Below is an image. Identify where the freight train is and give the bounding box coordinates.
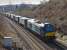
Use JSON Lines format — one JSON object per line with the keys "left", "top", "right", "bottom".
{"left": 4, "top": 13, "right": 56, "bottom": 40}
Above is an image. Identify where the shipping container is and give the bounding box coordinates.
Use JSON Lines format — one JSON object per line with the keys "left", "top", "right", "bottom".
{"left": 14, "top": 15, "right": 22, "bottom": 22}
{"left": 10, "top": 14, "right": 15, "bottom": 19}
{"left": 2, "top": 37, "right": 13, "bottom": 48}
{"left": 19, "top": 17, "right": 30, "bottom": 28}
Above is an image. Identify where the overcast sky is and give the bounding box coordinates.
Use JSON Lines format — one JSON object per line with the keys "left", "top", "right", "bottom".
{"left": 0, "top": 0, "right": 43, "bottom": 5}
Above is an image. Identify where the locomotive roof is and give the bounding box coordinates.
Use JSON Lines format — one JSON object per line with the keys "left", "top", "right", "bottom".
{"left": 34, "top": 23, "right": 44, "bottom": 27}
{"left": 20, "top": 17, "right": 30, "bottom": 19}
{"left": 32, "top": 22, "right": 51, "bottom": 27}
{"left": 44, "top": 22, "right": 50, "bottom": 24}
{"left": 38, "top": 23, "right": 44, "bottom": 27}
{"left": 28, "top": 19, "right": 39, "bottom": 23}
{"left": 15, "top": 15, "right": 22, "bottom": 17}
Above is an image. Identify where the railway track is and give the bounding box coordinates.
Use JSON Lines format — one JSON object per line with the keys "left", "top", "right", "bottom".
{"left": 54, "top": 40, "right": 67, "bottom": 50}
{"left": 5, "top": 16, "right": 67, "bottom": 50}
{"left": 45, "top": 39, "right": 67, "bottom": 50}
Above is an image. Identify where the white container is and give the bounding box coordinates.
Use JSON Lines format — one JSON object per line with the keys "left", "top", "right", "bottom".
{"left": 19, "top": 17, "right": 29, "bottom": 25}
{"left": 15, "top": 15, "right": 21, "bottom": 22}
{"left": 3, "top": 37, "right": 13, "bottom": 48}
{"left": 11, "top": 14, "right": 14, "bottom": 19}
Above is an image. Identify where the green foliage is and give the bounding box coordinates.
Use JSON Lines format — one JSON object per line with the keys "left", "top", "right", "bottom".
{"left": 16, "top": 8, "right": 32, "bottom": 13}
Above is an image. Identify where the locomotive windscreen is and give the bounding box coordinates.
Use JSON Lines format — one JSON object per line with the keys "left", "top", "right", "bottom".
{"left": 43, "top": 24, "right": 55, "bottom": 32}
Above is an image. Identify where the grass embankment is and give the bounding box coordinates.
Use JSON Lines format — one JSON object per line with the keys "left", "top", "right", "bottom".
{"left": 16, "top": 8, "right": 33, "bottom": 16}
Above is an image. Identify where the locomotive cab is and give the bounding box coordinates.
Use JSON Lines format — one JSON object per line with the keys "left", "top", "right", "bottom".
{"left": 43, "top": 23, "right": 55, "bottom": 39}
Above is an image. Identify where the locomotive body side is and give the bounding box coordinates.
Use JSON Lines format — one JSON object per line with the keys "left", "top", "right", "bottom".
{"left": 5, "top": 13, "right": 56, "bottom": 40}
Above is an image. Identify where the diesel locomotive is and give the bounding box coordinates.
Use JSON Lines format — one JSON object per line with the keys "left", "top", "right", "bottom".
{"left": 5, "top": 13, "right": 56, "bottom": 40}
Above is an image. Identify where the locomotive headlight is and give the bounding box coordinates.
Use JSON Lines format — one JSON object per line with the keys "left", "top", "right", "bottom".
{"left": 45, "top": 32, "right": 55, "bottom": 36}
